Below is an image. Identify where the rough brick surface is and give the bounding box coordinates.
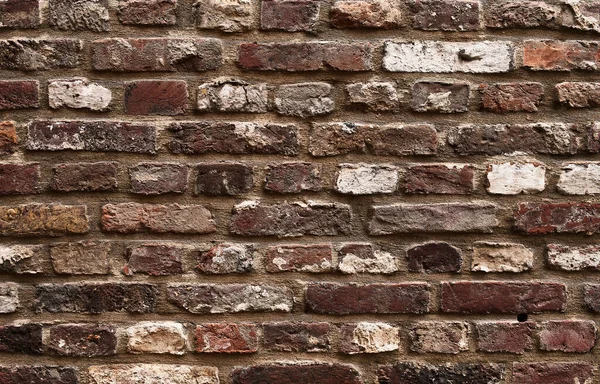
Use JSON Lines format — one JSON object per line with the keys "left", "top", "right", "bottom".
{"left": 411, "top": 0, "right": 480, "bottom": 31}
{"left": 232, "top": 363, "right": 362, "bottom": 384}
{"left": 51, "top": 241, "right": 111, "bottom": 275}
{"left": 118, "top": 0, "right": 177, "bottom": 25}
{"left": 480, "top": 83, "right": 544, "bottom": 113}
{"left": 263, "top": 322, "right": 331, "bottom": 352}
{"left": 476, "top": 322, "right": 535, "bottom": 354}
{"left": 512, "top": 363, "right": 594, "bottom": 384}
{"left": 340, "top": 322, "right": 399, "bottom": 354}
{"left": 409, "top": 321, "right": 469, "bottom": 354}
{"left": 48, "top": 324, "right": 117, "bottom": 357}
{"left": 89, "top": 364, "right": 219, "bottom": 384}
{"left": 51, "top": 162, "right": 117, "bottom": 192}
{"left": 378, "top": 363, "right": 505, "bottom": 384}
{"left": 195, "top": 323, "right": 258, "bottom": 353}
{"left": 0, "top": 80, "right": 38, "bottom": 110}
{"left": 330, "top": 0, "right": 402, "bottom": 29}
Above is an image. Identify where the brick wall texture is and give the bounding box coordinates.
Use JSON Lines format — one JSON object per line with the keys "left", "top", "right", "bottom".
{"left": 3, "top": 0, "right": 600, "bottom": 383}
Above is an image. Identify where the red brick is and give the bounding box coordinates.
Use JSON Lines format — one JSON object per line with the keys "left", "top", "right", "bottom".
{"left": 265, "top": 244, "right": 333, "bottom": 273}
{"left": 480, "top": 83, "right": 544, "bottom": 113}
{"left": 557, "top": 82, "right": 600, "bottom": 108}
{"left": 0, "top": 366, "right": 77, "bottom": 384}
{"left": 118, "top": 0, "right": 177, "bottom": 25}
{"left": 0, "top": 163, "right": 39, "bottom": 195}
{"left": 232, "top": 363, "right": 362, "bottom": 384}
{"left": 47, "top": 324, "right": 117, "bottom": 357}
{"left": 0, "top": 324, "right": 43, "bottom": 354}
{"left": 0, "top": 81, "right": 38, "bottom": 110}
{"left": 405, "top": 164, "right": 474, "bottom": 194}
{"left": 330, "top": 0, "right": 402, "bottom": 29}
{"left": 476, "top": 322, "right": 535, "bottom": 354}
{"left": 0, "top": 122, "right": 18, "bottom": 155}
{"left": 265, "top": 163, "right": 322, "bottom": 193}
{"left": 130, "top": 163, "right": 188, "bottom": 195}
{"left": 524, "top": 40, "right": 600, "bottom": 71}
{"left": 125, "top": 80, "right": 188, "bottom": 115}
{"left": 512, "top": 363, "right": 594, "bottom": 384}
{"left": 196, "top": 163, "right": 253, "bottom": 196}
{"left": 0, "top": 0, "right": 40, "bottom": 29}
{"left": 261, "top": 0, "right": 320, "bottom": 32}
{"left": 441, "top": 281, "right": 567, "bottom": 314}
{"left": 515, "top": 202, "right": 600, "bottom": 234}
{"left": 262, "top": 322, "right": 331, "bottom": 352}
{"left": 51, "top": 162, "right": 117, "bottom": 192}
{"left": 411, "top": 81, "right": 469, "bottom": 113}
{"left": 539, "top": 320, "right": 596, "bottom": 353}
{"left": 125, "top": 244, "right": 185, "bottom": 276}
{"left": 584, "top": 283, "right": 600, "bottom": 312}
{"left": 195, "top": 323, "right": 258, "bottom": 353}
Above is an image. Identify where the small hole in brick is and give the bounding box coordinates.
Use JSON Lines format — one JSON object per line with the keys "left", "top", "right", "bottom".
{"left": 517, "top": 313, "right": 528, "bottom": 322}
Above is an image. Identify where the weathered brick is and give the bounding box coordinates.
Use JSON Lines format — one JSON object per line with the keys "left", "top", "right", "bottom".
{"left": 167, "top": 284, "right": 294, "bottom": 313}
{"left": 51, "top": 241, "right": 111, "bottom": 275}
{"left": 487, "top": 162, "right": 546, "bottom": 195}
{"left": 539, "top": 320, "right": 596, "bottom": 353}
{"left": 130, "top": 163, "right": 188, "bottom": 195}
{"left": 118, "top": 0, "right": 177, "bottom": 25}
{"left": 51, "top": 162, "right": 117, "bottom": 192}
{"left": 369, "top": 203, "right": 497, "bottom": 235}
{"left": 239, "top": 43, "right": 373, "bottom": 71}
{"left": 92, "top": 38, "right": 221, "bottom": 72}
{"left": 274, "top": 83, "right": 335, "bottom": 117}
{"left": 0, "top": 122, "right": 18, "bottom": 155}
{"left": 346, "top": 82, "right": 399, "bottom": 112}
{"left": 411, "top": 0, "right": 480, "bottom": 31}
{"left": 102, "top": 203, "right": 216, "bottom": 234}
{"left": 480, "top": 82, "right": 544, "bottom": 113}
{"left": 48, "top": 324, "right": 117, "bottom": 357}
{"left": 0, "top": 245, "right": 46, "bottom": 274}
{"left": 310, "top": 122, "right": 438, "bottom": 156}
{"left": 195, "top": 323, "right": 258, "bottom": 353}
{"left": 558, "top": 163, "right": 600, "bottom": 195}
{"left": 27, "top": 120, "right": 156, "bottom": 154}
{"left": 48, "top": 78, "right": 111, "bottom": 111}
{"left": 409, "top": 321, "right": 469, "bottom": 354}
{"left": 524, "top": 40, "right": 600, "bottom": 71}
{"left": 476, "top": 322, "right": 535, "bottom": 354}
{"left": 378, "top": 362, "right": 505, "bottom": 384}
{"left": 557, "top": 82, "right": 600, "bottom": 108}
{"left": 232, "top": 363, "right": 362, "bottom": 384}
{"left": 0, "top": 163, "right": 39, "bottom": 195}
{"left": 584, "top": 284, "right": 600, "bottom": 312}
{"left": 336, "top": 164, "right": 399, "bottom": 194}
{"left": 262, "top": 322, "right": 331, "bottom": 352}
{"left": 338, "top": 243, "right": 398, "bottom": 274}
{"left": 384, "top": 41, "right": 514, "bottom": 73}
{"left": 169, "top": 122, "right": 299, "bottom": 155}
{"left": 0, "top": 39, "right": 82, "bottom": 70}
{"left": 197, "top": 80, "right": 268, "bottom": 113}
{"left": 340, "top": 322, "right": 399, "bottom": 354}
{"left": 406, "top": 242, "right": 462, "bottom": 273}
{"left": 0, "top": 0, "right": 40, "bottom": 29}
{"left": 125, "top": 80, "right": 188, "bottom": 115}
{"left": 197, "top": 243, "right": 253, "bottom": 274}
{"left": 330, "top": 0, "right": 402, "bottom": 29}
{"left": 265, "top": 163, "right": 322, "bottom": 193}
{"left": 512, "top": 362, "right": 594, "bottom": 384}
{"left": 125, "top": 244, "right": 185, "bottom": 276}
{"left": 196, "top": 163, "right": 253, "bottom": 196}
{"left": 515, "top": 202, "right": 600, "bottom": 234}
{"left": 306, "top": 283, "right": 430, "bottom": 314}
{"left": 471, "top": 242, "right": 533, "bottom": 273}
{"left": 127, "top": 322, "right": 188, "bottom": 355}
{"left": 0, "top": 324, "right": 42, "bottom": 354}
{"left": 412, "top": 81, "right": 469, "bottom": 113}
{"left": 547, "top": 244, "right": 600, "bottom": 271}
{"left": 49, "top": 0, "right": 109, "bottom": 31}
{"left": 441, "top": 281, "right": 567, "bottom": 313}
{"left": 0, "top": 204, "right": 88, "bottom": 236}
{"left": 265, "top": 244, "right": 333, "bottom": 273}
{"left": 405, "top": 164, "right": 474, "bottom": 194}
{"left": 195, "top": 0, "right": 254, "bottom": 32}
{"left": 230, "top": 201, "right": 352, "bottom": 237}
{"left": 261, "top": 0, "right": 321, "bottom": 32}
{"left": 0, "top": 284, "right": 18, "bottom": 313}
{"left": 0, "top": 80, "right": 38, "bottom": 110}
{"left": 89, "top": 365, "right": 219, "bottom": 384}
{"left": 0, "top": 366, "right": 78, "bottom": 384}
{"left": 35, "top": 283, "right": 158, "bottom": 313}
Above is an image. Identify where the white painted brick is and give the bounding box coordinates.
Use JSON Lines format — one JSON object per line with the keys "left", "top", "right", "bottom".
{"left": 48, "top": 78, "right": 111, "bottom": 111}
{"left": 336, "top": 164, "right": 399, "bottom": 194}
{"left": 471, "top": 242, "right": 534, "bottom": 273}
{"left": 547, "top": 244, "right": 600, "bottom": 271}
{"left": 486, "top": 162, "right": 545, "bottom": 195}
{"left": 558, "top": 163, "right": 600, "bottom": 195}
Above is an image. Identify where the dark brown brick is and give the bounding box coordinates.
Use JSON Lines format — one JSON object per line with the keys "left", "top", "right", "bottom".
{"left": 486, "top": 2, "right": 561, "bottom": 29}
{"left": 0, "top": 366, "right": 78, "bottom": 384}
{"left": 125, "top": 80, "right": 188, "bottom": 115}
{"left": 125, "top": 244, "right": 185, "bottom": 276}
{"left": 476, "top": 322, "right": 535, "bottom": 354}
{"left": 512, "top": 363, "right": 594, "bottom": 384}
{"left": 0, "top": 39, "right": 82, "bottom": 70}
{"left": 118, "top": 0, "right": 177, "bottom": 25}
{"left": 0, "top": 204, "right": 88, "bottom": 237}
{"left": 515, "top": 202, "right": 600, "bottom": 234}
{"left": 378, "top": 363, "right": 505, "bottom": 384}
{"left": 262, "top": 322, "right": 331, "bottom": 352}
{"left": 195, "top": 323, "right": 258, "bottom": 353}
{"left": 0, "top": 163, "right": 39, "bottom": 195}
{"left": 405, "top": 164, "right": 474, "bottom": 194}
{"left": 51, "top": 241, "right": 111, "bottom": 275}
{"left": 130, "top": 163, "right": 188, "bottom": 195}
{"left": 232, "top": 363, "right": 362, "bottom": 384}
{"left": 0, "top": 81, "right": 38, "bottom": 110}
{"left": 480, "top": 83, "right": 544, "bottom": 113}
{"left": 0, "top": 0, "right": 40, "bottom": 29}
{"left": 196, "top": 163, "right": 253, "bottom": 196}
{"left": 407, "top": 242, "right": 462, "bottom": 273}
{"left": 48, "top": 324, "right": 117, "bottom": 357}
{"left": 260, "top": 0, "right": 320, "bottom": 32}
{"left": 412, "top": 0, "right": 479, "bottom": 31}
{"left": 0, "top": 324, "right": 43, "bottom": 354}
{"left": 584, "top": 283, "right": 600, "bottom": 312}
{"left": 265, "top": 244, "right": 333, "bottom": 273}
{"left": 51, "top": 162, "right": 117, "bottom": 192}
{"left": 265, "top": 163, "right": 322, "bottom": 193}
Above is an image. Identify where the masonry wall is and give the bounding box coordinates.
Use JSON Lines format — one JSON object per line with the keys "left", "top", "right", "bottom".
{"left": 1, "top": 0, "right": 600, "bottom": 383}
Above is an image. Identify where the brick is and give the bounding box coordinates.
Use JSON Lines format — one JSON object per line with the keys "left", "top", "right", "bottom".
{"left": 409, "top": 321, "right": 469, "bottom": 354}
{"left": 346, "top": 82, "right": 399, "bottom": 112}
{"left": 515, "top": 202, "right": 600, "bottom": 234}
{"left": 167, "top": 284, "right": 293, "bottom": 313}
{"left": 195, "top": 0, "right": 254, "bottom": 32}
{"left": 340, "top": 322, "right": 399, "bottom": 354}
{"left": 471, "top": 242, "right": 533, "bottom": 273}
{"left": 230, "top": 201, "right": 352, "bottom": 237}
{"left": 102, "top": 203, "right": 216, "bottom": 234}
{"left": 92, "top": 38, "right": 222, "bottom": 72}
{"left": 412, "top": 81, "right": 469, "bottom": 113}
{"left": 310, "top": 122, "right": 438, "bottom": 156}
{"left": 197, "top": 80, "right": 268, "bottom": 113}
{"left": 558, "top": 163, "right": 600, "bottom": 195}
{"left": 263, "top": 322, "right": 331, "bottom": 352}
{"left": 448, "top": 123, "right": 578, "bottom": 155}
{"left": 118, "top": 0, "right": 177, "bottom": 25}
{"left": 195, "top": 323, "right": 258, "bottom": 353}
{"left": 547, "top": 244, "right": 600, "bottom": 271}
{"left": 378, "top": 363, "right": 505, "bottom": 384}
{"left": 0, "top": 366, "right": 78, "bottom": 384}
{"left": 539, "top": 320, "right": 596, "bottom": 353}
{"left": 487, "top": 162, "right": 546, "bottom": 195}
{"left": 557, "top": 82, "right": 600, "bottom": 108}
{"left": 51, "top": 241, "right": 111, "bottom": 275}
{"left": 524, "top": 40, "right": 600, "bottom": 71}
{"left": 588, "top": 122, "right": 600, "bottom": 152}
{"left": 405, "top": 164, "right": 474, "bottom": 194}
{"left": 480, "top": 82, "right": 544, "bottom": 113}
{"left": 411, "top": 0, "right": 480, "bottom": 31}
{"left": 49, "top": 0, "right": 109, "bottom": 31}
{"left": 48, "top": 324, "right": 117, "bottom": 357}
{"left": 35, "top": 283, "right": 158, "bottom": 313}
{"left": 265, "top": 163, "right": 322, "bottom": 193}
{"left": 127, "top": 322, "right": 188, "bottom": 355}
{"left": 265, "top": 244, "right": 333, "bottom": 273}
{"left": 336, "top": 164, "right": 399, "bottom": 194}
{"left": 330, "top": 0, "right": 402, "bottom": 29}
{"left": 0, "top": 163, "right": 39, "bottom": 195}
{"left": 125, "top": 244, "right": 185, "bottom": 276}
{"left": 0, "top": 324, "right": 42, "bottom": 354}
{"left": 169, "top": 122, "right": 299, "bottom": 155}
{"left": 232, "top": 363, "right": 362, "bottom": 384}
{"left": 274, "top": 83, "right": 335, "bottom": 117}
{"left": 0, "top": 80, "right": 38, "bottom": 110}
{"left": 0, "top": 122, "right": 18, "bottom": 155}
{"left": 384, "top": 41, "right": 514, "bottom": 73}
{"left": 0, "top": 204, "right": 88, "bottom": 236}
{"left": 261, "top": 0, "right": 321, "bottom": 32}
{"left": 306, "top": 283, "right": 430, "bottom": 314}
{"left": 0, "top": 0, "right": 40, "bottom": 29}
{"left": 441, "top": 281, "right": 567, "bottom": 314}
{"left": 196, "top": 163, "right": 253, "bottom": 196}
{"left": 197, "top": 243, "right": 253, "bottom": 274}
{"left": 369, "top": 203, "right": 497, "bottom": 235}
{"left": 0, "top": 284, "right": 18, "bottom": 313}
{"left": 0, "top": 39, "right": 82, "bottom": 70}
{"left": 27, "top": 120, "right": 156, "bottom": 154}
{"left": 125, "top": 80, "right": 188, "bottom": 115}
{"left": 51, "top": 162, "right": 117, "bottom": 192}
{"left": 89, "top": 365, "right": 219, "bottom": 384}
{"left": 476, "top": 322, "right": 535, "bottom": 354}
{"left": 512, "top": 363, "right": 594, "bottom": 384}
{"left": 48, "top": 78, "right": 111, "bottom": 111}
{"left": 0, "top": 245, "right": 46, "bottom": 274}
{"left": 239, "top": 43, "right": 373, "bottom": 71}
{"left": 130, "top": 163, "right": 188, "bottom": 195}
{"left": 584, "top": 284, "right": 600, "bottom": 312}
{"left": 338, "top": 243, "right": 398, "bottom": 274}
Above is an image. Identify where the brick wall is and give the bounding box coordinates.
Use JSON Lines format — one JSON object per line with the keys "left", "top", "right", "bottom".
{"left": 1, "top": 0, "right": 600, "bottom": 383}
